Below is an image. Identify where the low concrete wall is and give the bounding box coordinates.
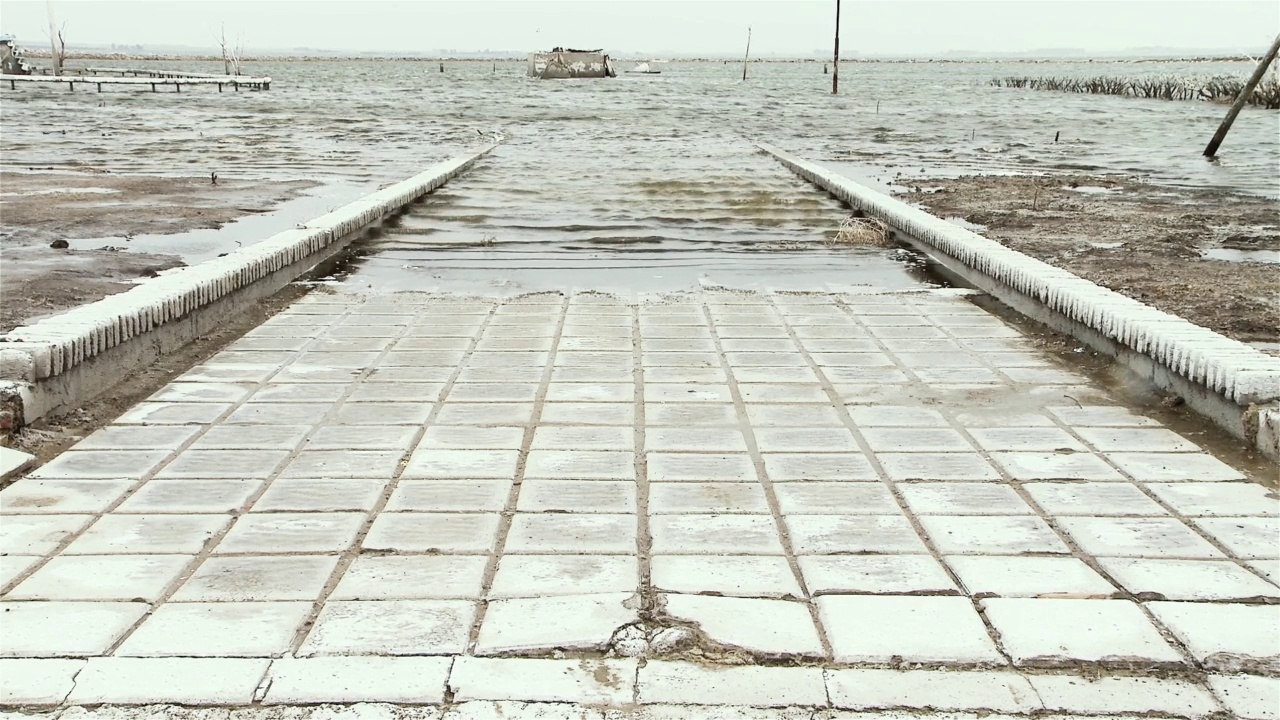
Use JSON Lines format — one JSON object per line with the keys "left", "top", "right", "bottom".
{"left": 0, "top": 144, "right": 497, "bottom": 424}
{"left": 756, "top": 142, "right": 1280, "bottom": 460}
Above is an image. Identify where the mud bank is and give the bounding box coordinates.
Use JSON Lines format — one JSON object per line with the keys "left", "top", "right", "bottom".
{"left": 903, "top": 175, "right": 1280, "bottom": 349}
{"left": 0, "top": 172, "right": 317, "bottom": 332}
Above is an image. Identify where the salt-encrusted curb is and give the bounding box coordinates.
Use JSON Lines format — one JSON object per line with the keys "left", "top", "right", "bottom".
{"left": 757, "top": 142, "right": 1280, "bottom": 459}
{"left": 0, "top": 144, "right": 497, "bottom": 423}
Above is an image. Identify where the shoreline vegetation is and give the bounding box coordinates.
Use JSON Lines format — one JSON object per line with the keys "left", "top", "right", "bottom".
{"left": 992, "top": 74, "right": 1280, "bottom": 108}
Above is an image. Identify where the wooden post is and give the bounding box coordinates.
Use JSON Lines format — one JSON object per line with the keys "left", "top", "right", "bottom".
{"left": 832, "top": 0, "right": 840, "bottom": 94}
{"left": 742, "top": 26, "right": 751, "bottom": 81}
{"left": 1203, "top": 33, "right": 1280, "bottom": 158}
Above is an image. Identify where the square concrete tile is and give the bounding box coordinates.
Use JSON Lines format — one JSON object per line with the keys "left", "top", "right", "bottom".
{"left": 446, "top": 383, "right": 540, "bottom": 403}
{"left": 637, "top": 660, "right": 826, "bottom": 707}
{"left": 114, "top": 402, "right": 234, "bottom": 425}
{"left": 386, "top": 479, "right": 511, "bottom": 512}
{"left": 1192, "top": 517, "right": 1279, "bottom": 559}
{"left": 489, "top": 555, "right": 638, "bottom": 598}
{"left": 533, "top": 426, "right": 634, "bottom": 451}
{"left": 279, "top": 450, "right": 403, "bottom": 479}
{"left": 644, "top": 403, "right": 737, "bottom": 426}
{"left": 644, "top": 384, "right": 731, "bottom": 403}
{"left": 969, "top": 427, "right": 1088, "bottom": 452}
{"left": 786, "top": 514, "right": 928, "bottom": 554}
{"left": 662, "top": 594, "right": 822, "bottom": 656}
{"left": 818, "top": 595, "right": 1003, "bottom": 663}
{"left": 525, "top": 450, "right": 634, "bottom": 480}
{"left": 331, "top": 555, "right": 488, "bottom": 599}
{"left": 1048, "top": 405, "right": 1160, "bottom": 427}
{"left": 189, "top": 424, "right": 311, "bottom": 451}
{"left": 650, "top": 514, "right": 784, "bottom": 554}
{"left": 225, "top": 403, "right": 332, "bottom": 426}
{"left": 744, "top": 404, "right": 843, "bottom": 427}
{"left": 921, "top": 515, "right": 1069, "bottom": 555}
{"left": 1108, "top": 453, "right": 1245, "bottom": 482}
{"left": 1147, "top": 482, "right": 1279, "bottom": 517}
{"left": 252, "top": 478, "right": 387, "bottom": 512}
{"left": 434, "top": 403, "right": 535, "bottom": 426}
{"left": 30, "top": 450, "right": 171, "bottom": 480}
{"left": 506, "top": 513, "right": 636, "bottom": 554}
{"left": 799, "top": 555, "right": 957, "bottom": 594}
{"left": 6, "top": 554, "right": 190, "bottom": 602}
{"left": 1148, "top": 601, "right": 1279, "bottom": 670}
{"left": 173, "top": 555, "right": 339, "bottom": 601}
{"left": 946, "top": 556, "right": 1117, "bottom": 598}
{"left": 738, "top": 384, "right": 829, "bottom": 404}
{"left": 877, "top": 453, "right": 1001, "bottom": 481}
{"left": 215, "top": 513, "right": 364, "bottom": 554}
{"left": 1098, "top": 558, "right": 1280, "bottom": 601}
{"left": 645, "top": 428, "right": 747, "bottom": 453}
{"left": 475, "top": 593, "right": 636, "bottom": 655}
{"left": 0, "top": 514, "right": 94, "bottom": 554}
{"left": 1206, "top": 674, "right": 1280, "bottom": 720}
{"left": 540, "top": 402, "right": 634, "bottom": 425}
{"left": 647, "top": 483, "right": 769, "bottom": 514}
{"left": 847, "top": 406, "right": 949, "bottom": 428}
{"left": 0, "top": 601, "right": 148, "bottom": 657}
{"left": 1058, "top": 516, "right": 1224, "bottom": 558}
{"left": 989, "top": 452, "right": 1125, "bottom": 481}
{"left": 299, "top": 599, "right": 474, "bottom": 656}
{"left": 1, "top": 478, "right": 134, "bottom": 515}
{"left": 545, "top": 383, "right": 634, "bottom": 403}
{"left": 647, "top": 453, "right": 757, "bottom": 482}
{"left": 1076, "top": 427, "right": 1201, "bottom": 453}
{"left": 1023, "top": 482, "right": 1168, "bottom": 516}
{"left": 306, "top": 425, "right": 420, "bottom": 451}
{"left": 981, "top": 598, "right": 1181, "bottom": 666}
{"left": 863, "top": 428, "right": 974, "bottom": 453}
{"left": 64, "top": 514, "right": 229, "bottom": 555}
{"left": 404, "top": 449, "right": 521, "bottom": 479}
{"left": 773, "top": 483, "right": 899, "bottom": 514}
{"left": 74, "top": 425, "right": 203, "bottom": 451}
{"left": 899, "top": 483, "right": 1034, "bottom": 515}
{"left": 754, "top": 428, "right": 859, "bottom": 453}
{"left": 117, "top": 602, "right": 310, "bottom": 657}
{"left": 156, "top": 450, "right": 290, "bottom": 479}
{"left": 1028, "top": 674, "right": 1220, "bottom": 717}
{"left": 115, "top": 479, "right": 262, "bottom": 512}
{"left": 0, "top": 555, "right": 42, "bottom": 589}
{"left": 263, "top": 656, "right": 451, "bottom": 704}
{"left": 762, "top": 453, "right": 878, "bottom": 481}
{"left": 652, "top": 555, "right": 801, "bottom": 597}
{"left": 517, "top": 479, "right": 636, "bottom": 513}
{"left": 346, "top": 383, "right": 444, "bottom": 403}
{"left": 826, "top": 667, "right": 1040, "bottom": 713}
{"left": 363, "top": 512, "right": 500, "bottom": 553}
{"left": 419, "top": 426, "right": 525, "bottom": 451}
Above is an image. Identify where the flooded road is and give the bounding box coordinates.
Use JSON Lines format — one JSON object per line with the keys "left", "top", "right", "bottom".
{"left": 2, "top": 58, "right": 1277, "bottom": 287}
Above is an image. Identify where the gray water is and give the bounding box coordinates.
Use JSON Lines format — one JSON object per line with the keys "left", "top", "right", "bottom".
{"left": 2, "top": 58, "right": 1278, "bottom": 292}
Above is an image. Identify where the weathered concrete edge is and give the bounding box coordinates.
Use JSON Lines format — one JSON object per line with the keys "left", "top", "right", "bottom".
{"left": 0, "top": 143, "right": 497, "bottom": 422}
{"left": 756, "top": 142, "right": 1280, "bottom": 459}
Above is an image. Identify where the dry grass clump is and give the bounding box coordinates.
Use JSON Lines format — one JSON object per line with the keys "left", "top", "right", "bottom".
{"left": 832, "top": 216, "right": 892, "bottom": 247}
{"left": 991, "top": 75, "right": 1280, "bottom": 109}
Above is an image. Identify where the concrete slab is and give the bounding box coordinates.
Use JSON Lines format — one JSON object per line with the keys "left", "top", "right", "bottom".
{"left": 1, "top": 288, "right": 1272, "bottom": 712}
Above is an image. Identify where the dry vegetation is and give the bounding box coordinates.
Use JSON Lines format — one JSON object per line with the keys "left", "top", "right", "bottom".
{"left": 991, "top": 75, "right": 1280, "bottom": 108}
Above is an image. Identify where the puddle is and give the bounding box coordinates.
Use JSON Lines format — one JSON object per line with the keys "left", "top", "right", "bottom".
{"left": 944, "top": 216, "right": 988, "bottom": 233}
{"left": 1200, "top": 248, "right": 1280, "bottom": 264}
{"left": 70, "top": 179, "right": 378, "bottom": 264}
{"left": 1064, "top": 185, "right": 1119, "bottom": 195}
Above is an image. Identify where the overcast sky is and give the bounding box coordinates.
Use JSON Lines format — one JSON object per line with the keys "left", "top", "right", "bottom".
{"left": 1, "top": 0, "right": 1277, "bottom": 56}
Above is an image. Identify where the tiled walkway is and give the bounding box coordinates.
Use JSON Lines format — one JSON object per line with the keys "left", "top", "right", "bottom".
{"left": 1, "top": 289, "right": 1276, "bottom": 717}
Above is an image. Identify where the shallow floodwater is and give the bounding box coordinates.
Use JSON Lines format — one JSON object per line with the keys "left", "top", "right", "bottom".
{"left": 2, "top": 58, "right": 1277, "bottom": 288}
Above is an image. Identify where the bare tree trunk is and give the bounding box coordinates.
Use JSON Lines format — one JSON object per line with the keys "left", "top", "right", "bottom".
{"left": 46, "top": 0, "right": 62, "bottom": 76}
{"left": 742, "top": 27, "right": 751, "bottom": 81}
{"left": 1203, "top": 33, "right": 1280, "bottom": 158}
{"left": 219, "top": 24, "right": 232, "bottom": 76}
{"left": 832, "top": 0, "right": 841, "bottom": 95}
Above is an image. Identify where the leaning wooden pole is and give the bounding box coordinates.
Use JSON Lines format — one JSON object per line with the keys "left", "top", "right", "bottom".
{"left": 832, "top": 0, "right": 840, "bottom": 94}
{"left": 742, "top": 26, "right": 752, "bottom": 81}
{"left": 1203, "top": 33, "right": 1280, "bottom": 158}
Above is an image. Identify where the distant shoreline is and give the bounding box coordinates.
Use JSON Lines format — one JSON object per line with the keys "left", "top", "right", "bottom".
{"left": 18, "top": 50, "right": 1258, "bottom": 65}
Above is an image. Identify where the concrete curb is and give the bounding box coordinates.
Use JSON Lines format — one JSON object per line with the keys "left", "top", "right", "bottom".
{"left": 0, "top": 144, "right": 497, "bottom": 423}
{"left": 756, "top": 142, "right": 1280, "bottom": 460}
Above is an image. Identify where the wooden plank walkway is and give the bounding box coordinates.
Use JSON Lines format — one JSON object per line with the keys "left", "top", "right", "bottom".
{"left": 3, "top": 74, "right": 271, "bottom": 91}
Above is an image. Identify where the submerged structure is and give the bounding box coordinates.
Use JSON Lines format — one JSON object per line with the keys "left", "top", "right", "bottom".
{"left": 528, "top": 47, "right": 616, "bottom": 79}
{"left": 0, "top": 34, "right": 34, "bottom": 75}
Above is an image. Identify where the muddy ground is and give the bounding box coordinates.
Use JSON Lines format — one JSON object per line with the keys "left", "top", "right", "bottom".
{"left": 902, "top": 175, "right": 1280, "bottom": 349}
{"left": 0, "top": 171, "right": 316, "bottom": 332}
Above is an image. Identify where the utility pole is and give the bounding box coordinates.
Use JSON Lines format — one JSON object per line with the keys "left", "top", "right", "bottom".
{"left": 742, "top": 26, "right": 752, "bottom": 81}
{"left": 832, "top": 0, "right": 840, "bottom": 94}
{"left": 1203, "top": 33, "right": 1280, "bottom": 158}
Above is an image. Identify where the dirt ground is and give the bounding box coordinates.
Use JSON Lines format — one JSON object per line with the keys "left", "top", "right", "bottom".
{"left": 902, "top": 175, "right": 1280, "bottom": 348}
{"left": 0, "top": 171, "right": 316, "bottom": 332}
